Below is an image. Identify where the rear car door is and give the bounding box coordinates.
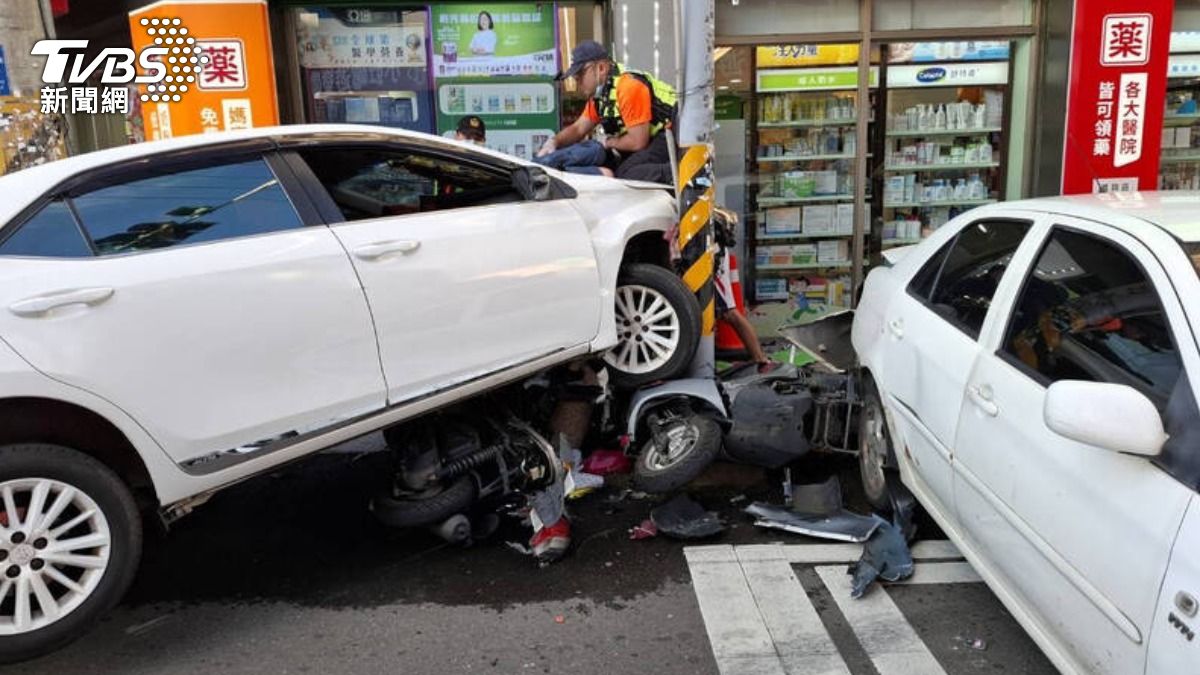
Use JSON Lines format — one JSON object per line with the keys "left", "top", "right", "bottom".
{"left": 287, "top": 141, "right": 601, "bottom": 405}
{"left": 0, "top": 142, "right": 386, "bottom": 468}
{"left": 875, "top": 218, "right": 1033, "bottom": 518}
{"left": 952, "top": 218, "right": 1198, "bottom": 675}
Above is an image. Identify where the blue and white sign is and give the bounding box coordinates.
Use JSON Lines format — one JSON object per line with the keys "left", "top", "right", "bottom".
{"left": 1168, "top": 54, "right": 1200, "bottom": 78}
{"left": 889, "top": 41, "right": 1010, "bottom": 64}
{"left": 888, "top": 61, "right": 1010, "bottom": 88}
{"left": 0, "top": 46, "right": 10, "bottom": 96}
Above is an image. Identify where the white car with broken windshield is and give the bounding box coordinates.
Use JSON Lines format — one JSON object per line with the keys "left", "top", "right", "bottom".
{"left": 852, "top": 193, "right": 1200, "bottom": 674}
{"left": 0, "top": 124, "right": 699, "bottom": 661}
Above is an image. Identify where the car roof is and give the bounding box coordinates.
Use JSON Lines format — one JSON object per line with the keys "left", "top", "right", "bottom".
{"left": 0, "top": 124, "right": 527, "bottom": 227}
{"left": 995, "top": 191, "right": 1200, "bottom": 244}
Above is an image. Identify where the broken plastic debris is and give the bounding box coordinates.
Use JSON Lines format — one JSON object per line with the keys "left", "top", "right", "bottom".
{"left": 554, "top": 615, "right": 565, "bottom": 624}
{"left": 650, "top": 495, "right": 724, "bottom": 540}
{"left": 728, "top": 494, "right": 748, "bottom": 505}
{"left": 970, "top": 638, "right": 988, "bottom": 651}
{"left": 506, "top": 541, "right": 533, "bottom": 556}
{"left": 629, "top": 518, "right": 658, "bottom": 540}
{"left": 848, "top": 516, "right": 915, "bottom": 599}
{"left": 581, "top": 449, "right": 632, "bottom": 476}
{"left": 744, "top": 502, "right": 882, "bottom": 543}
{"left": 790, "top": 475, "right": 843, "bottom": 515}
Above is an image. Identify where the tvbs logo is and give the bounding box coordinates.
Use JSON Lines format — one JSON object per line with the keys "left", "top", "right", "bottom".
{"left": 32, "top": 17, "right": 208, "bottom": 114}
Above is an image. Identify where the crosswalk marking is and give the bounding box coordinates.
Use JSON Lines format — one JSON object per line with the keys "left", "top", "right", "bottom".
{"left": 685, "top": 541, "right": 976, "bottom": 675}
{"left": 815, "top": 565, "right": 948, "bottom": 675}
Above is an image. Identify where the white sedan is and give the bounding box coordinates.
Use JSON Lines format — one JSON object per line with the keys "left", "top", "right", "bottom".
{"left": 853, "top": 193, "right": 1199, "bottom": 674}
{"left": 0, "top": 124, "right": 699, "bottom": 661}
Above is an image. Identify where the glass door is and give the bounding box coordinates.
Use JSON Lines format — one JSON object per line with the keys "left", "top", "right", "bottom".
{"left": 877, "top": 41, "right": 1012, "bottom": 250}
{"left": 747, "top": 44, "right": 876, "bottom": 318}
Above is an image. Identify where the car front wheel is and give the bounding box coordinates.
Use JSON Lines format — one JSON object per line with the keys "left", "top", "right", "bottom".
{"left": 605, "top": 264, "right": 702, "bottom": 389}
{"left": 0, "top": 445, "right": 142, "bottom": 664}
{"left": 858, "top": 377, "right": 897, "bottom": 513}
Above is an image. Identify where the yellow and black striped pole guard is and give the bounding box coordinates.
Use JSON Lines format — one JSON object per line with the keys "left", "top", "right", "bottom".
{"left": 676, "top": 143, "right": 716, "bottom": 338}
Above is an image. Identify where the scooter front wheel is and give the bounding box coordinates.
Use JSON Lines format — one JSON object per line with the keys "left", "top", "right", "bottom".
{"left": 633, "top": 414, "right": 722, "bottom": 493}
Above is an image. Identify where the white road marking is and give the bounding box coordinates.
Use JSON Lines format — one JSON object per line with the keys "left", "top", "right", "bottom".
{"left": 736, "top": 547, "right": 851, "bottom": 675}
{"left": 686, "top": 541, "right": 976, "bottom": 675}
{"left": 683, "top": 546, "right": 784, "bottom": 675}
{"left": 816, "top": 565, "right": 948, "bottom": 675}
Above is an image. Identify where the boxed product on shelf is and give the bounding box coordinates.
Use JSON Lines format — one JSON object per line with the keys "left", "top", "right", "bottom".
{"left": 817, "top": 239, "right": 849, "bottom": 262}
{"left": 801, "top": 205, "right": 835, "bottom": 234}
{"left": 1163, "top": 127, "right": 1177, "bottom": 149}
{"left": 1178, "top": 127, "right": 1192, "bottom": 149}
{"left": 790, "top": 244, "right": 818, "bottom": 264}
{"left": 764, "top": 207, "right": 802, "bottom": 234}
{"left": 755, "top": 278, "right": 789, "bottom": 301}
{"left": 757, "top": 245, "right": 795, "bottom": 266}
{"left": 779, "top": 171, "right": 816, "bottom": 199}
{"left": 813, "top": 170, "right": 838, "bottom": 195}
{"left": 835, "top": 203, "right": 854, "bottom": 234}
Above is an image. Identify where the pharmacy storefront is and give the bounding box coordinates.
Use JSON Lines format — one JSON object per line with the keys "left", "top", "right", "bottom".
{"left": 698, "top": 0, "right": 1040, "bottom": 318}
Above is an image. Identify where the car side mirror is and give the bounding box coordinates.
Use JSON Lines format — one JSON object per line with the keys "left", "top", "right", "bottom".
{"left": 1044, "top": 380, "right": 1168, "bottom": 457}
{"left": 512, "top": 165, "right": 553, "bottom": 201}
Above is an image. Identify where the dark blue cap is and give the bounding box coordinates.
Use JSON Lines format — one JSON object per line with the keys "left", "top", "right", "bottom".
{"left": 557, "top": 40, "right": 609, "bottom": 80}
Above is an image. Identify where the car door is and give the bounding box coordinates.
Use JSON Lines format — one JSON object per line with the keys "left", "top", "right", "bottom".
{"left": 0, "top": 143, "right": 386, "bottom": 468}
{"left": 875, "top": 217, "right": 1033, "bottom": 518}
{"left": 1147, "top": 495, "right": 1200, "bottom": 673}
{"left": 952, "top": 218, "right": 1198, "bottom": 675}
{"left": 288, "top": 142, "right": 601, "bottom": 405}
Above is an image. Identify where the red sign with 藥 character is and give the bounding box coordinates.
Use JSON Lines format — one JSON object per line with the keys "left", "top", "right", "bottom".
{"left": 1062, "top": 2, "right": 1174, "bottom": 194}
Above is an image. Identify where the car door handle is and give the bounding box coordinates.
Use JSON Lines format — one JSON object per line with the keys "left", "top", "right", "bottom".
{"left": 888, "top": 319, "right": 904, "bottom": 339}
{"left": 968, "top": 384, "right": 1000, "bottom": 417}
{"left": 9, "top": 287, "right": 115, "bottom": 317}
{"left": 353, "top": 240, "right": 421, "bottom": 261}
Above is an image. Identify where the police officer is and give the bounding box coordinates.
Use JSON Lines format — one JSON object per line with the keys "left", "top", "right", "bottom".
{"left": 539, "top": 41, "right": 677, "bottom": 183}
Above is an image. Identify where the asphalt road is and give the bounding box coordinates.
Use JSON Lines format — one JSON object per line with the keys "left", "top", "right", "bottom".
{"left": 12, "top": 435, "right": 1057, "bottom": 675}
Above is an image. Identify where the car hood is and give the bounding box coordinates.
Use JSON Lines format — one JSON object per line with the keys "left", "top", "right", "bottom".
{"left": 554, "top": 170, "right": 674, "bottom": 194}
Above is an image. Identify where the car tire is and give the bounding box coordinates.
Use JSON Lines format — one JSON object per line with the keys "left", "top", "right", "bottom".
{"left": 606, "top": 264, "right": 702, "bottom": 389}
{"left": 859, "top": 376, "right": 899, "bottom": 513}
{"left": 633, "top": 413, "right": 722, "bottom": 494}
{"left": 371, "top": 476, "right": 477, "bottom": 529}
{"left": 0, "top": 444, "right": 142, "bottom": 664}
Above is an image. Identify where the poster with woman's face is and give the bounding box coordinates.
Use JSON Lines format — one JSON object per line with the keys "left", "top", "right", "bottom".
{"left": 430, "top": 3, "right": 556, "bottom": 78}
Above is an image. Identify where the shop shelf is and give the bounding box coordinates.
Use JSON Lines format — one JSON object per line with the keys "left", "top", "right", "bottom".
{"left": 756, "top": 232, "right": 854, "bottom": 241}
{"left": 757, "top": 194, "right": 857, "bottom": 206}
{"left": 757, "top": 153, "right": 855, "bottom": 162}
{"left": 883, "top": 161, "right": 1000, "bottom": 172}
{"left": 885, "top": 127, "right": 1002, "bottom": 138}
{"left": 1160, "top": 152, "right": 1200, "bottom": 164}
{"left": 884, "top": 198, "right": 997, "bottom": 208}
{"left": 758, "top": 261, "right": 852, "bottom": 271}
{"left": 757, "top": 119, "right": 861, "bottom": 129}
{"left": 882, "top": 238, "right": 923, "bottom": 246}
{"left": 1164, "top": 113, "right": 1200, "bottom": 127}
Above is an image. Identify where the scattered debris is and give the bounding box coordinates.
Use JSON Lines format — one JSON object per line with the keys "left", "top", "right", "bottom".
{"left": 505, "top": 541, "right": 533, "bottom": 556}
{"left": 582, "top": 449, "right": 632, "bottom": 475}
{"left": 554, "top": 615, "right": 566, "bottom": 624}
{"left": 650, "top": 495, "right": 724, "bottom": 539}
{"left": 790, "top": 475, "right": 843, "bottom": 515}
{"left": 971, "top": 638, "right": 988, "bottom": 651}
{"left": 848, "top": 516, "right": 915, "bottom": 598}
{"left": 744, "top": 502, "right": 882, "bottom": 543}
{"left": 729, "top": 494, "right": 748, "bottom": 505}
{"left": 629, "top": 519, "right": 658, "bottom": 540}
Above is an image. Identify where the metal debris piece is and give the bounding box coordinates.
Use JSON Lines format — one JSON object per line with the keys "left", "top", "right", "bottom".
{"left": 650, "top": 495, "right": 724, "bottom": 539}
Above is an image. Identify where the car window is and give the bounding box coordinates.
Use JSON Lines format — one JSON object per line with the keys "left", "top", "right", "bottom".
{"left": 1002, "top": 228, "right": 1182, "bottom": 409}
{"left": 0, "top": 201, "right": 93, "bottom": 258}
{"left": 907, "top": 220, "right": 1032, "bottom": 338}
{"left": 71, "top": 158, "right": 303, "bottom": 256}
{"left": 296, "top": 147, "right": 519, "bottom": 222}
